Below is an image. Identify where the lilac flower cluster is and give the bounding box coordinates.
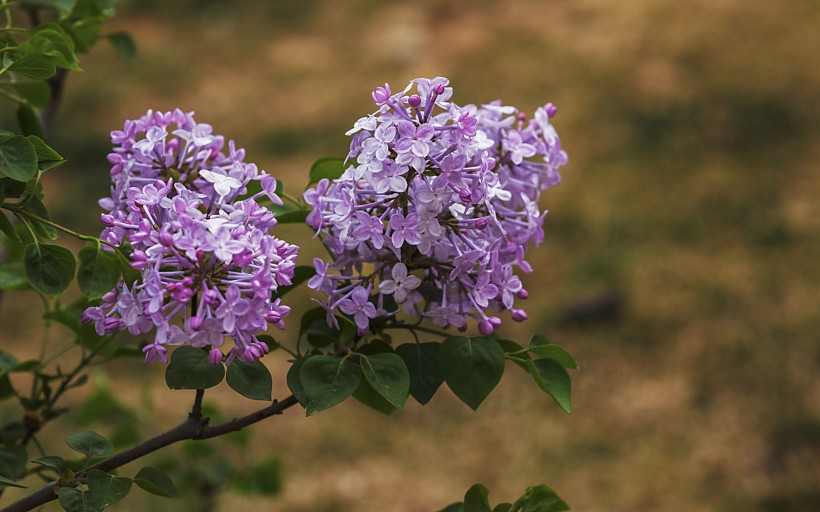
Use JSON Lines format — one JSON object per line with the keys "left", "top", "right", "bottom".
{"left": 305, "top": 77, "right": 568, "bottom": 335}
{"left": 83, "top": 110, "right": 298, "bottom": 365}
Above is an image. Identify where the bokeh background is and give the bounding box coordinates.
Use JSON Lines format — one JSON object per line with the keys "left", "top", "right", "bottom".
{"left": 2, "top": 0, "right": 819, "bottom": 511}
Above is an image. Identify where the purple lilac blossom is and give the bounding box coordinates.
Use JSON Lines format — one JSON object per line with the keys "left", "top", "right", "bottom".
{"left": 304, "top": 77, "right": 568, "bottom": 335}
{"left": 83, "top": 110, "right": 297, "bottom": 365}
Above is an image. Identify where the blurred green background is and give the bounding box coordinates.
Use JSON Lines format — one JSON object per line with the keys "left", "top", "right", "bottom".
{"left": 2, "top": 0, "right": 819, "bottom": 511}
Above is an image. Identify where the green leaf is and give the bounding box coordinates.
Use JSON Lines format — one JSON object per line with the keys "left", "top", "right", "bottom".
{"left": 0, "top": 445, "right": 27, "bottom": 473}
{"left": 512, "top": 484, "right": 570, "bottom": 512}
{"left": 77, "top": 244, "right": 121, "bottom": 299}
{"left": 299, "top": 306, "right": 355, "bottom": 348}
{"left": 8, "top": 55, "right": 57, "bottom": 80}
{"left": 493, "top": 505, "right": 512, "bottom": 512}
{"left": 464, "top": 484, "right": 492, "bottom": 512}
{"left": 32, "top": 455, "right": 64, "bottom": 473}
{"left": 307, "top": 157, "right": 345, "bottom": 186}
{"left": 226, "top": 360, "right": 272, "bottom": 401}
{"left": 272, "top": 264, "right": 315, "bottom": 298}
{"left": 86, "top": 469, "right": 132, "bottom": 508}
{"left": 395, "top": 342, "right": 444, "bottom": 405}
{"left": 274, "top": 208, "right": 308, "bottom": 224}
{"left": 14, "top": 82, "right": 51, "bottom": 108}
{"left": 72, "top": 0, "right": 116, "bottom": 19}
{"left": 27, "top": 135, "right": 64, "bottom": 169}
{"left": 0, "top": 213, "right": 21, "bottom": 242}
{"left": 20, "top": 0, "right": 77, "bottom": 17}
{"left": 21, "top": 196, "right": 58, "bottom": 239}
{"left": 0, "top": 135, "right": 37, "bottom": 182}
{"left": 0, "top": 375, "right": 13, "bottom": 402}
{"left": 17, "top": 103, "right": 45, "bottom": 139}
{"left": 24, "top": 243, "right": 76, "bottom": 295}
{"left": 165, "top": 346, "right": 225, "bottom": 390}
{"left": 300, "top": 355, "right": 361, "bottom": 416}
{"left": 0, "top": 264, "right": 31, "bottom": 291}
{"left": 65, "top": 431, "right": 113, "bottom": 461}
{"left": 527, "top": 360, "right": 572, "bottom": 413}
{"left": 58, "top": 487, "right": 100, "bottom": 512}
{"left": 527, "top": 345, "right": 577, "bottom": 369}
{"left": 65, "top": 19, "right": 101, "bottom": 53}
{"left": 286, "top": 359, "right": 308, "bottom": 407}
{"left": 0, "top": 351, "right": 19, "bottom": 376}
{"left": 439, "top": 336, "right": 505, "bottom": 410}
{"left": 352, "top": 375, "right": 396, "bottom": 414}
{"left": 439, "top": 504, "right": 463, "bottom": 512}
{"left": 21, "top": 25, "right": 79, "bottom": 70}
{"left": 133, "top": 466, "right": 178, "bottom": 498}
{"left": 358, "top": 352, "right": 409, "bottom": 410}
{"left": 0, "top": 474, "right": 26, "bottom": 488}
{"left": 232, "top": 457, "right": 282, "bottom": 496}
{"left": 106, "top": 32, "right": 136, "bottom": 62}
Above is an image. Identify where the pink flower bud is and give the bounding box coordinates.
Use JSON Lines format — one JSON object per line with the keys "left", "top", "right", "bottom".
{"left": 478, "top": 319, "right": 494, "bottom": 336}
{"left": 189, "top": 316, "right": 203, "bottom": 330}
{"left": 408, "top": 95, "right": 422, "bottom": 107}
{"left": 511, "top": 309, "right": 528, "bottom": 322}
{"left": 208, "top": 348, "right": 223, "bottom": 366}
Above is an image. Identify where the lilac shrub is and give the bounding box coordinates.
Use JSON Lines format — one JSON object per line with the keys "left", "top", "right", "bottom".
{"left": 81, "top": 110, "right": 298, "bottom": 365}
{"left": 305, "top": 77, "right": 568, "bottom": 336}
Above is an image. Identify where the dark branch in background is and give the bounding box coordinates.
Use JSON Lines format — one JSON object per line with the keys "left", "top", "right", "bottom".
{"left": 42, "top": 68, "right": 67, "bottom": 138}
{"left": 0, "top": 394, "right": 300, "bottom": 512}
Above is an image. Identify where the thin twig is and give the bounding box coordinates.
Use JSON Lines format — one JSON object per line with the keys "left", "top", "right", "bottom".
{"left": 0, "top": 395, "right": 300, "bottom": 512}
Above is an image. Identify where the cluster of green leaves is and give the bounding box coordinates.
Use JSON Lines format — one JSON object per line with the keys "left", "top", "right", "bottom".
{"left": 285, "top": 331, "right": 576, "bottom": 417}
{"left": 1, "top": 0, "right": 134, "bottom": 136}
{"left": 53, "top": 431, "right": 177, "bottom": 512}
{"left": 441, "top": 483, "right": 569, "bottom": 512}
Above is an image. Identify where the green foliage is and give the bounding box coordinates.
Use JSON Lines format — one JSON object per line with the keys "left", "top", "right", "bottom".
{"left": 300, "top": 355, "right": 361, "bottom": 415}
{"left": 133, "top": 466, "right": 178, "bottom": 498}
{"left": 286, "top": 358, "right": 309, "bottom": 407}
{"left": 77, "top": 244, "right": 122, "bottom": 299}
{"left": 231, "top": 457, "right": 282, "bottom": 496}
{"left": 0, "top": 135, "right": 38, "bottom": 182}
{"left": 307, "top": 157, "right": 345, "bottom": 187}
{"left": 395, "top": 342, "right": 444, "bottom": 405}
{"left": 442, "top": 484, "right": 570, "bottom": 512}
{"left": 65, "top": 431, "right": 114, "bottom": 462}
{"left": 0, "top": 445, "right": 28, "bottom": 488}
{"left": 358, "top": 352, "right": 410, "bottom": 410}
{"left": 106, "top": 32, "right": 136, "bottom": 62}
{"left": 165, "top": 346, "right": 225, "bottom": 390}
{"left": 226, "top": 360, "right": 272, "bottom": 401}
{"left": 59, "top": 469, "right": 133, "bottom": 512}
{"left": 299, "top": 306, "right": 355, "bottom": 348}
{"left": 24, "top": 243, "right": 76, "bottom": 295}
{"left": 439, "top": 336, "right": 505, "bottom": 410}
{"left": 527, "top": 360, "right": 572, "bottom": 413}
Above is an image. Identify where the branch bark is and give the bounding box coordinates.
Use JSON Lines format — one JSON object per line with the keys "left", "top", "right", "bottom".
{"left": 0, "top": 395, "right": 300, "bottom": 512}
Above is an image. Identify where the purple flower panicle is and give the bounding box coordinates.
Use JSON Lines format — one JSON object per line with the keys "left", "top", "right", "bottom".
{"left": 305, "top": 77, "right": 567, "bottom": 335}
{"left": 84, "top": 111, "right": 298, "bottom": 365}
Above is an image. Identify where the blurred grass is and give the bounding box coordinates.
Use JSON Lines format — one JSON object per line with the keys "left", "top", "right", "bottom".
{"left": 2, "top": 0, "right": 820, "bottom": 510}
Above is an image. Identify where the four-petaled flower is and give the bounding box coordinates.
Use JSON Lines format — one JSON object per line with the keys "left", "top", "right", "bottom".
{"left": 338, "top": 286, "right": 378, "bottom": 331}
{"left": 379, "top": 263, "right": 421, "bottom": 303}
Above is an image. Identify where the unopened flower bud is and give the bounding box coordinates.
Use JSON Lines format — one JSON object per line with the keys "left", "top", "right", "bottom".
{"left": 208, "top": 348, "right": 223, "bottom": 366}
{"left": 475, "top": 218, "right": 488, "bottom": 230}
{"left": 408, "top": 95, "right": 422, "bottom": 107}
{"left": 517, "top": 289, "right": 529, "bottom": 299}
{"left": 511, "top": 309, "right": 528, "bottom": 322}
{"left": 100, "top": 214, "right": 116, "bottom": 227}
{"left": 478, "top": 319, "right": 494, "bottom": 335}
{"left": 545, "top": 102, "right": 558, "bottom": 118}
{"left": 189, "top": 316, "right": 203, "bottom": 330}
